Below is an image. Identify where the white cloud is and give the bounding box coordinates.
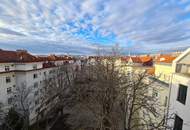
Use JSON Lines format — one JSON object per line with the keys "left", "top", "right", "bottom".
{"left": 0, "top": 0, "right": 190, "bottom": 54}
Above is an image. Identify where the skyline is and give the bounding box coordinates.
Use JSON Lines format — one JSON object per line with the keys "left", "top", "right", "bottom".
{"left": 0, "top": 0, "right": 190, "bottom": 55}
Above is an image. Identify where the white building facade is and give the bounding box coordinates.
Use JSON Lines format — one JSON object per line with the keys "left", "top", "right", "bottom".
{"left": 0, "top": 49, "right": 75, "bottom": 124}
{"left": 168, "top": 48, "right": 190, "bottom": 130}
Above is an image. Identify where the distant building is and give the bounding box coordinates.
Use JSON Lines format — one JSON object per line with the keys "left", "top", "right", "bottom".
{"left": 121, "top": 56, "right": 154, "bottom": 75}
{"left": 154, "top": 54, "right": 176, "bottom": 83}
{"left": 168, "top": 48, "right": 190, "bottom": 130}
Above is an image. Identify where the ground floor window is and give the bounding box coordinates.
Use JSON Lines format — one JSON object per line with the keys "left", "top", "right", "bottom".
{"left": 173, "top": 114, "right": 183, "bottom": 130}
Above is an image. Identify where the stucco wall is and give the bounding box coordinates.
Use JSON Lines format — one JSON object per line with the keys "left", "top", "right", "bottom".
{"left": 168, "top": 74, "right": 190, "bottom": 130}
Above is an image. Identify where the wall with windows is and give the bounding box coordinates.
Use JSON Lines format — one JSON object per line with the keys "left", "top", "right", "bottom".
{"left": 14, "top": 67, "right": 57, "bottom": 123}
{"left": 0, "top": 72, "right": 16, "bottom": 107}
{"left": 168, "top": 74, "right": 190, "bottom": 130}
{"left": 0, "top": 60, "right": 76, "bottom": 125}
{"left": 15, "top": 62, "right": 43, "bottom": 71}
{"left": 0, "top": 63, "right": 16, "bottom": 72}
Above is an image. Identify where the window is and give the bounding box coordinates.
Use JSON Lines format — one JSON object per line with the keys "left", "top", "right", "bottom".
{"left": 33, "top": 64, "right": 37, "bottom": 69}
{"left": 33, "top": 73, "right": 38, "bottom": 79}
{"left": 5, "top": 66, "right": 10, "bottom": 71}
{"left": 8, "top": 98, "right": 13, "bottom": 104}
{"left": 49, "top": 70, "right": 53, "bottom": 74}
{"left": 177, "top": 84, "right": 187, "bottom": 104}
{"left": 34, "top": 91, "right": 39, "bottom": 96}
{"left": 164, "top": 96, "right": 168, "bottom": 107}
{"left": 35, "top": 107, "right": 40, "bottom": 113}
{"left": 49, "top": 70, "right": 55, "bottom": 74}
{"left": 44, "top": 71, "right": 46, "bottom": 76}
{"left": 34, "top": 82, "right": 38, "bottom": 88}
{"left": 35, "top": 99, "right": 39, "bottom": 105}
{"left": 173, "top": 115, "right": 183, "bottom": 130}
{"left": 7, "top": 87, "right": 12, "bottom": 94}
{"left": 6, "top": 77, "right": 11, "bottom": 83}
{"left": 152, "top": 89, "right": 158, "bottom": 98}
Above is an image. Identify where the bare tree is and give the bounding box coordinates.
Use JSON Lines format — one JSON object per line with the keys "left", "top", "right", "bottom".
{"left": 67, "top": 56, "right": 172, "bottom": 130}
{"left": 36, "top": 63, "right": 77, "bottom": 130}
{"left": 0, "top": 102, "right": 4, "bottom": 124}
{"left": 13, "top": 83, "right": 33, "bottom": 130}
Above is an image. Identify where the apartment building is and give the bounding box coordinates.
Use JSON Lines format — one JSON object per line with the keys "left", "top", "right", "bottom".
{"left": 153, "top": 55, "right": 177, "bottom": 112}
{"left": 0, "top": 49, "right": 75, "bottom": 124}
{"left": 0, "top": 63, "right": 16, "bottom": 108}
{"left": 168, "top": 48, "right": 190, "bottom": 130}
{"left": 154, "top": 55, "right": 176, "bottom": 83}
{"left": 121, "top": 56, "right": 154, "bottom": 75}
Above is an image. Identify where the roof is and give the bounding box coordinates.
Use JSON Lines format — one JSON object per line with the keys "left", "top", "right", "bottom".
{"left": 0, "top": 49, "right": 38, "bottom": 63}
{"left": 173, "top": 48, "right": 190, "bottom": 64}
{"left": 140, "top": 56, "right": 152, "bottom": 63}
{"left": 121, "top": 56, "right": 152, "bottom": 63}
{"left": 155, "top": 55, "right": 176, "bottom": 63}
{"left": 131, "top": 57, "right": 142, "bottom": 63}
{"left": 0, "top": 49, "right": 73, "bottom": 63}
{"left": 146, "top": 67, "right": 155, "bottom": 75}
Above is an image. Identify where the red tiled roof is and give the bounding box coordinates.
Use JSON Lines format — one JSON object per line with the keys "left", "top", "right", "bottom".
{"left": 0, "top": 49, "right": 73, "bottom": 63}
{"left": 121, "top": 56, "right": 152, "bottom": 63}
{"left": 140, "top": 56, "right": 152, "bottom": 63}
{"left": 155, "top": 55, "right": 176, "bottom": 63}
{"left": 131, "top": 57, "right": 142, "bottom": 63}
{"left": 146, "top": 67, "right": 155, "bottom": 75}
{"left": 0, "top": 49, "right": 37, "bottom": 63}
{"left": 121, "top": 56, "right": 130, "bottom": 62}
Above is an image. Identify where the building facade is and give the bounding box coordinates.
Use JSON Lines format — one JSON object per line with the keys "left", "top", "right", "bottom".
{"left": 168, "top": 48, "right": 190, "bottom": 130}
{"left": 0, "top": 49, "right": 75, "bottom": 124}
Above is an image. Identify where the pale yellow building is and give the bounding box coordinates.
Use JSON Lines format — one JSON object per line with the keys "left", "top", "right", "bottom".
{"left": 154, "top": 55, "right": 176, "bottom": 83}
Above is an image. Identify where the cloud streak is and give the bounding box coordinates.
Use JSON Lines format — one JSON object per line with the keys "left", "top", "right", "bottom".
{"left": 0, "top": 0, "right": 190, "bottom": 54}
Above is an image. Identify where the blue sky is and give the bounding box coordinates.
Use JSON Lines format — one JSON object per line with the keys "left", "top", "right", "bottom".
{"left": 0, "top": 0, "right": 190, "bottom": 55}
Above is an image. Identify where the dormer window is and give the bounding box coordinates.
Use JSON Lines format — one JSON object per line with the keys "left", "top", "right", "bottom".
{"left": 5, "top": 66, "right": 10, "bottom": 71}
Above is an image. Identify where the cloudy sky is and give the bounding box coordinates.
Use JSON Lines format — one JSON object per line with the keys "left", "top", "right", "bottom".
{"left": 0, "top": 0, "right": 190, "bottom": 55}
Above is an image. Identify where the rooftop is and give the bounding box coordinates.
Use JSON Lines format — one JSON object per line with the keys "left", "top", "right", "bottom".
{"left": 155, "top": 54, "right": 176, "bottom": 64}
{"left": 0, "top": 49, "right": 73, "bottom": 63}
{"left": 121, "top": 56, "right": 153, "bottom": 64}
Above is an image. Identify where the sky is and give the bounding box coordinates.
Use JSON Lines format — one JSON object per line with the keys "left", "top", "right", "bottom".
{"left": 0, "top": 0, "right": 190, "bottom": 55}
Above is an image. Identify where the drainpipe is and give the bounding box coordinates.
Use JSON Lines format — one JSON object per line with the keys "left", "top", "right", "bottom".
{"left": 165, "top": 73, "right": 174, "bottom": 130}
